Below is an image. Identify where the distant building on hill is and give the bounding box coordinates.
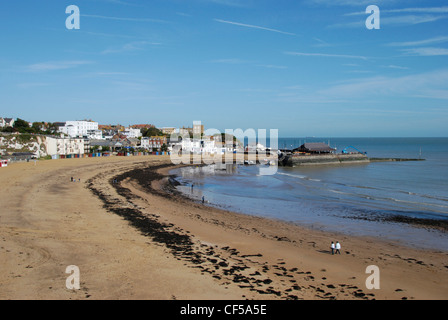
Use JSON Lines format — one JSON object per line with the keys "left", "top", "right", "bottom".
{"left": 0, "top": 118, "right": 15, "bottom": 128}
{"left": 58, "top": 120, "right": 99, "bottom": 138}
{"left": 177, "top": 121, "right": 205, "bottom": 138}
{"left": 122, "top": 127, "right": 142, "bottom": 139}
{"left": 193, "top": 121, "right": 204, "bottom": 137}
{"left": 131, "top": 124, "right": 156, "bottom": 130}
{"left": 161, "top": 127, "right": 176, "bottom": 135}
{"left": 179, "top": 126, "right": 193, "bottom": 137}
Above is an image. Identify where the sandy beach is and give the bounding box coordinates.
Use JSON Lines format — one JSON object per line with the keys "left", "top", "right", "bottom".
{"left": 1, "top": 156, "right": 447, "bottom": 300}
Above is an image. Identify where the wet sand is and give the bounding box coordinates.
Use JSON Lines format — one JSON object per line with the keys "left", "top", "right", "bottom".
{"left": 1, "top": 156, "right": 447, "bottom": 300}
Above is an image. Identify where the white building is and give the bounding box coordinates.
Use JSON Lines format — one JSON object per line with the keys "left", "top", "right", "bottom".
{"left": 192, "top": 121, "right": 204, "bottom": 137}
{"left": 122, "top": 127, "right": 142, "bottom": 139}
{"left": 161, "top": 127, "right": 176, "bottom": 135}
{"left": 87, "top": 130, "right": 104, "bottom": 140}
{"left": 0, "top": 118, "right": 14, "bottom": 128}
{"left": 58, "top": 121, "right": 99, "bottom": 138}
{"left": 46, "top": 137, "right": 85, "bottom": 157}
{"left": 181, "top": 138, "right": 225, "bottom": 155}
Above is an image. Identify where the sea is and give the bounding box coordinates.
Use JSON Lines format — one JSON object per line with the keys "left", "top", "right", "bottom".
{"left": 169, "top": 138, "right": 448, "bottom": 251}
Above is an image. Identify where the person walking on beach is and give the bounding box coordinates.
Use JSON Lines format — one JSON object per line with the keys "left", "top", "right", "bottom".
{"left": 330, "top": 241, "right": 335, "bottom": 255}
{"left": 335, "top": 241, "right": 341, "bottom": 254}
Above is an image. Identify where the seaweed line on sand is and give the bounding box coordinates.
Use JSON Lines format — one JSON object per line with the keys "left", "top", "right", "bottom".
{"left": 86, "top": 163, "right": 375, "bottom": 300}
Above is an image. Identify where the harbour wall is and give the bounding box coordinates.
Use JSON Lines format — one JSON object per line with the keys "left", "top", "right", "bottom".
{"left": 281, "top": 153, "right": 370, "bottom": 167}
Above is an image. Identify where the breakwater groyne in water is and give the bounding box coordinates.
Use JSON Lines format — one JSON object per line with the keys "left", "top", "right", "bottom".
{"left": 278, "top": 153, "right": 425, "bottom": 167}
{"left": 279, "top": 153, "right": 369, "bottom": 167}
{"left": 369, "top": 158, "right": 426, "bottom": 162}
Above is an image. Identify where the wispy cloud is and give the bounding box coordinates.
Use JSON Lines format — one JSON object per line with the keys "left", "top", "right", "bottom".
{"left": 338, "top": 6, "right": 448, "bottom": 28}
{"left": 313, "top": 37, "right": 332, "bottom": 47}
{"left": 208, "top": 58, "right": 251, "bottom": 64}
{"left": 285, "top": 51, "right": 368, "bottom": 60}
{"left": 345, "top": 6, "right": 448, "bottom": 16}
{"left": 95, "top": 0, "right": 140, "bottom": 6}
{"left": 102, "top": 41, "right": 160, "bottom": 54}
{"left": 331, "top": 14, "right": 448, "bottom": 28}
{"left": 308, "top": 0, "right": 395, "bottom": 6}
{"left": 214, "top": 19, "right": 296, "bottom": 36}
{"left": 82, "top": 14, "right": 168, "bottom": 23}
{"left": 17, "top": 82, "right": 50, "bottom": 89}
{"left": 208, "top": 59, "right": 288, "bottom": 70}
{"left": 400, "top": 47, "right": 448, "bottom": 57}
{"left": 25, "top": 61, "right": 93, "bottom": 72}
{"left": 176, "top": 12, "right": 192, "bottom": 17}
{"left": 388, "top": 36, "right": 448, "bottom": 47}
{"left": 83, "top": 31, "right": 148, "bottom": 40}
{"left": 383, "top": 65, "right": 409, "bottom": 70}
{"left": 201, "top": 0, "right": 247, "bottom": 7}
{"left": 277, "top": 69, "right": 448, "bottom": 107}
{"left": 83, "top": 72, "right": 132, "bottom": 78}
{"left": 382, "top": 14, "right": 448, "bottom": 25}
{"left": 318, "top": 69, "right": 448, "bottom": 100}
{"left": 382, "top": 6, "right": 448, "bottom": 14}
{"left": 256, "top": 64, "right": 288, "bottom": 69}
{"left": 110, "top": 80, "right": 154, "bottom": 92}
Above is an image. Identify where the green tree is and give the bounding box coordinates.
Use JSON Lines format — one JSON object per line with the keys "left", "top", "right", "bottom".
{"left": 45, "top": 122, "right": 59, "bottom": 134}
{"left": 32, "top": 122, "right": 44, "bottom": 133}
{"left": 90, "top": 145, "right": 100, "bottom": 153}
{"left": 142, "top": 127, "right": 164, "bottom": 137}
{"left": 13, "top": 118, "right": 32, "bottom": 133}
{"left": 1, "top": 126, "right": 15, "bottom": 133}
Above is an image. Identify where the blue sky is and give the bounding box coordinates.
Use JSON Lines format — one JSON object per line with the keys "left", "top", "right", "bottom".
{"left": 0, "top": 0, "right": 447, "bottom": 137}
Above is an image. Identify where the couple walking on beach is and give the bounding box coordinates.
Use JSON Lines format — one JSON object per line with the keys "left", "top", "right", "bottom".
{"left": 330, "top": 241, "right": 341, "bottom": 255}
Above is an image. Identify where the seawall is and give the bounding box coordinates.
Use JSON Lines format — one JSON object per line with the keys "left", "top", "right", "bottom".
{"left": 280, "top": 153, "right": 370, "bottom": 167}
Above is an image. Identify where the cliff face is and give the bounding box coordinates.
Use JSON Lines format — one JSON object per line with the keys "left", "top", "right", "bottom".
{"left": 280, "top": 153, "right": 370, "bottom": 167}
{"left": 0, "top": 134, "right": 49, "bottom": 158}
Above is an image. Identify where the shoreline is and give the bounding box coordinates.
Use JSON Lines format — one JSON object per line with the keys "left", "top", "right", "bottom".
{"left": 95, "top": 160, "right": 448, "bottom": 300}
{"left": 162, "top": 165, "right": 448, "bottom": 252}
{"left": 169, "top": 164, "right": 448, "bottom": 246}
{"left": 1, "top": 156, "right": 447, "bottom": 300}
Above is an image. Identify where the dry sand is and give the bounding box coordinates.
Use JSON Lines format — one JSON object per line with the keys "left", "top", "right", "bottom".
{"left": 0, "top": 156, "right": 447, "bottom": 300}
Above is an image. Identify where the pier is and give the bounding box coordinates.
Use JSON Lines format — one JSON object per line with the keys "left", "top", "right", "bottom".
{"left": 279, "top": 153, "right": 370, "bottom": 167}
{"left": 278, "top": 154, "right": 426, "bottom": 167}
{"left": 275, "top": 142, "right": 425, "bottom": 167}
